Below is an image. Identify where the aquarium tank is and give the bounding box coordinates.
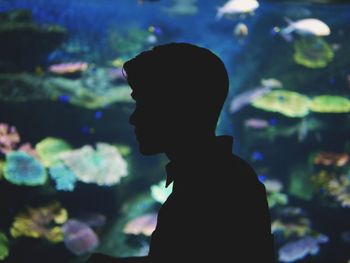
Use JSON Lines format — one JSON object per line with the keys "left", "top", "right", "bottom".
{"left": 0, "top": 0, "right": 350, "bottom": 262}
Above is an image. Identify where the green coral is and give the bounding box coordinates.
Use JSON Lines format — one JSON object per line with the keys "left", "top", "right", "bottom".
{"left": 35, "top": 137, "right": 72, "bottom": 167}
{"left": 293, "top": 37, "right": 334, "bottom": 69}
{"left": 251, "top": 90, "right": 311, "bottom": 117}
{"left": 0, "top": 232, "right": 9, "bottom": 260}
{"left": 310, "top": 95, "right": 350, "bottom": 113}
{"left": 3, "top": 151, "right": 47, "bottom": 186}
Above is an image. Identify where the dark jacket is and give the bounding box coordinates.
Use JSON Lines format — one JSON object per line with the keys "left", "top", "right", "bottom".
{"left": 148, "top": 136, "right": 275, "bottom": 262}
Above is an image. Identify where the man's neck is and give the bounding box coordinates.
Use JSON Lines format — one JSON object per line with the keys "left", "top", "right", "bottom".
{"left": 164, "top": 134, "right": 217, "bottom": 162}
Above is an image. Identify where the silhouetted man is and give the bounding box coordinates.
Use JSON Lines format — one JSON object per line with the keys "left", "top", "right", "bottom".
{"left": 88, "top": 43, "right": 275, "bottom": 263}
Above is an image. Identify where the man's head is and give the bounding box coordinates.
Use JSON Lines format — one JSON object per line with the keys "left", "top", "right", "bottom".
{"left": 123, "top": 43, "right": 229, "bottom": 155}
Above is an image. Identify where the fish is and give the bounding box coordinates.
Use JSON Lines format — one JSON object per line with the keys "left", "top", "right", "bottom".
{"left": 244, "top": 118, "right": 269, "bottom": 129}
{"left": 279, "top": 18, "right": 331, "bottom": 41}
{"left": 230, "top": 86, "right": 273, "bottom": 113}
{"left": 261, "top": 78, "right": 283, "bottom": 89}
{"left": 233, "top": 22, "right": 248, "bottom": 40}
{"left": 216, "top": 0, "right": 259, "bottom": 20}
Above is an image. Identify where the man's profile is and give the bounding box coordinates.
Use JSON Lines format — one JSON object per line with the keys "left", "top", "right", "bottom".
{"left": 88, "top": 43, "right": 275, "bottom": 263}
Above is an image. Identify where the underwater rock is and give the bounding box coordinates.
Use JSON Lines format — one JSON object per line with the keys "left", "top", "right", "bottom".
{"left": 0, "top": 9, "right": 67, "bottom": 72}
{"left": 0, "top": 123, "right": 20, "bottom": 154}
{"left": 35, "top": 137, "right": 72, "bottom": 167}
{"left": 293, "top": 37, "right": 334, "bottom": 68}
{"left": 310, "top": 95, "right": 350, "bottom": 113}
{"left": 49, "top": 163, "right": 77, "bottom": 191}
{"left": 62, "top": 219, "right": 99, "bottom": 256}
{"left": 3, "top": 151, "right": 47, "bottom": 186}
{"left": 0, "top": 232, "right": 9, "bottom": 261}
{"left": 278, "top": 234, "right": 329, "bottom": 262}
{"left": 59, "top": 143, "right": 128, "bottom": 186}
{"left": 251, "top": 90, "right": 311, "bottom": 117}
{"left": 123, "top": 213, "right": 158, "bottom": 236}
{"left": 0, "top": 73, "right": 133, "bottom": 109}
{"left": 10, "top": 202, "right": 67, "bottom": 243}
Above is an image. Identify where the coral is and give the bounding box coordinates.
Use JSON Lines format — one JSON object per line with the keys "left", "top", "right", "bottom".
{"left": 0, "top": 9, "right": 67, "bottom": 72}
{"left": 0, "top": 123, "right": 20, "bottom": 154}
{"left": 0, "top": 232, "right": 9, "bottom": 261}
{"left": 49, "top": 163, "right": 77, "bottom": 191}
{"left": 267, "top": 192, "right": 288, "bottom": 208}
{"left": 123, "top": 213, "right": 158, "bottom": 236}
{"left": 272, "top": 206, "right": 311, "bottom": 238}
{"left": 35, "top": 137, "right": 72, "bottom": 167}
{"left": 278, "top": 234, "right": 328, "bottom": 262}
{"left": 251, "top": 90, "right": 311, "bottom": 117}
{"left": 0, "top": 73, "right": 133, "bottom": 109}
{"left": 62, "top": 219, "right": 99, "bottom": 256}
{"left": 150, "top": 180, "right": 173, "bottom": 203}
{"left": 293, "top": 37, "right": 334, "bottom": 68}
{"left": 263, "top": 179, "right": 288, "bottom": 208}
{"left": 313, "top": 152, "right": 349, "bottom": 167}
{"left": 3, "top": 151, "right": 47, "bottom": 186}
{"left": 18, "top": 142, "right": 40, "bottom": 159}
{"left": 327, "top": 175, "right": 350, "bottom": 208}
{"left": 310, "top": 95, "right": 350, "bottom": 113}
{"left": 10, "top": 202, "right": 67, "bottom": 243}
{"left": 59, "top": 143, "right": 128, "bottom": 186}
{"left": 272, "top": 218, "right": 311, "bottom": 238}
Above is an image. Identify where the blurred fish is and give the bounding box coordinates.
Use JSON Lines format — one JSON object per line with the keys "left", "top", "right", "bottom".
{"left": 251, "top": 150, "right": 264, "bottom": 161}
{"left": 261, "top": 78, "right": 283, "bottom": 89}
{"left": 275, "top": 18, "right": 331, "bottom": 41}
{"left": 233, "top": 22, "right": 248, "bottom": 41}
{"left": 216, "top": 0, "right": 259, "bottom": 19}
{"left": 146, "top": 34, "right": 158, "bottom": 44}
{"left": 244, "top": 118, "right": 269, "bottom": 129}
{"left": 148, "top": 26, "right": 163, "bottom": 36}
{"left": 230, "top": 86, "right": 271, "bottom": 113}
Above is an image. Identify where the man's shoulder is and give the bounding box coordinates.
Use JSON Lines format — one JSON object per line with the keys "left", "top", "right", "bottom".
{"left": 227, "top": 153, "right": 258, "bottom": 176}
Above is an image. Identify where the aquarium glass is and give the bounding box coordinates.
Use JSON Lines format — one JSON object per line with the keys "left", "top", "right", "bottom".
{"left": 1, "top": 0, "right": 350, "bottom": 262}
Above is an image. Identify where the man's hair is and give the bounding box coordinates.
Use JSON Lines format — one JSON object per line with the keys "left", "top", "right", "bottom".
{"left": 123, "top": 42, "right": 229, "bottom": 131}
